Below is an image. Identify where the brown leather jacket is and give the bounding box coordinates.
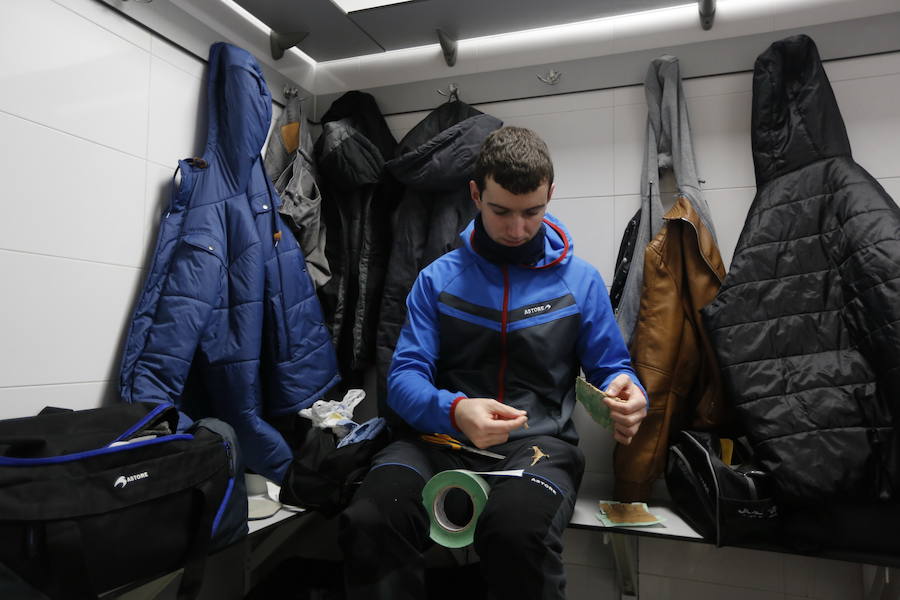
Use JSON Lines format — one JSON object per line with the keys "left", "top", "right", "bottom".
{"left": 614, "top": 196, "right": 728, "bottom": 501}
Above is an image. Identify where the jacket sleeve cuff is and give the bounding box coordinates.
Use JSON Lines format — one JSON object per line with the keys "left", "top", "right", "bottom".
{"left": 600, "top": 371, "right": 649, "bottom": 409}
{"left": 449, "top": 396, "right": 467, "bottom": 432}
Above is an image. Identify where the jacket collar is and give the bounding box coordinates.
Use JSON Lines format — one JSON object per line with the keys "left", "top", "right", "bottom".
{"left": 460, "top": 212, "right": 572, "bottom": 270}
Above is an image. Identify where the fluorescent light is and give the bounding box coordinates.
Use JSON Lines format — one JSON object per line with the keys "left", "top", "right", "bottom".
{"left": 332, "top": 0, "right": 413, "bottom": 13}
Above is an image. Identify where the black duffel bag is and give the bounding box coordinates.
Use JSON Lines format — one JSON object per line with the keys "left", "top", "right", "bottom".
{"left": 665, "top": 430, "right": 779, "bottom": 547}
{"left": 0, "top": 402, "right": 247, "bottom": 599}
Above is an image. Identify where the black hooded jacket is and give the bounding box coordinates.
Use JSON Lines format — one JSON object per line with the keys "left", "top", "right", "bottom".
{"left": 374, "top": 101, "right": 502, "bottom": 404}
{"left": 701, "top": 35, "right": 900, "bottom": 504}
{"left": 315, "top": 92, "right": 398, "bottom": 381}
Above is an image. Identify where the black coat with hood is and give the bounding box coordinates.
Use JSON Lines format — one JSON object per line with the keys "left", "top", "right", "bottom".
{"left": 701, "top": 35, "right": 900, "bottom": 505}
{"left": 315, "top": 92, "right": 398, "bottom": 382}
{"left": 374, "top": 101, "right": 502, "bottom": 405}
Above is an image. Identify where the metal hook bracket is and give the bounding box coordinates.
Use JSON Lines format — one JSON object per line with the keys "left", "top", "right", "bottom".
{"left": 437, "top": 83, "right": 460, "bottom": 103}
{"left": 270, "top": 30, "right": 309, "bottom": 60}
{"left": 436, "top": 29, "right": 458, "bottom": 67}
{"left": 699, "top": 0, "right": 716, "bottom": 30}
{"left": 537, "top": 69, "right": 563, "bottom": 85}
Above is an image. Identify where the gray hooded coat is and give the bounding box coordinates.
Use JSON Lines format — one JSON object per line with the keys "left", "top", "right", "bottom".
{"left": 612, "top": 55, "right": 717, "bottom": 345}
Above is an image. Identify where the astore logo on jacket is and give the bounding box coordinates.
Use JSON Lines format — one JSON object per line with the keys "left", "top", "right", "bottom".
{"left": 114, "top": 471, "right": 149, "bottom": 489}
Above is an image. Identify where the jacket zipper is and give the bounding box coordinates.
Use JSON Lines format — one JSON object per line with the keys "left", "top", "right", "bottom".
{"left": 675, "top": 214, "right": 723, "bottom": 423}
{"left": 497, "top": 266, "right": 510, "bottom": 403}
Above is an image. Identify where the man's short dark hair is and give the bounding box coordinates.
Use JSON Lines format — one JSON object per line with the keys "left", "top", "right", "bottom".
{"left": 474, "top": 126, "right": 554, "bottom": 195}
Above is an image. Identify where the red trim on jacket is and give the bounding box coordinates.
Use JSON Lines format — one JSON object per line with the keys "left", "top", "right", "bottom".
{"left": 531, "top": 218, "right": 569, "bottom": 270}
{"left": 449, "top": 396, "right": 466, "bottom": 431}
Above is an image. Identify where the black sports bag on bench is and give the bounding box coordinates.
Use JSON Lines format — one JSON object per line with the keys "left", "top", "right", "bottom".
{"left": 0, "top": 402, "right": 247, "bottom": 599}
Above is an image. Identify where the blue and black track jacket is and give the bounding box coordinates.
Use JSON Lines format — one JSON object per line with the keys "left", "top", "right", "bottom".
{"left": 387, "top": 213, "right": 645, "bottom": 444}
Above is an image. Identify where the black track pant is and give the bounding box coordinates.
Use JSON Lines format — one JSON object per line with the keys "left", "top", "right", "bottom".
{"left": 338, "top": 435, "right": 585, "bottom": 600}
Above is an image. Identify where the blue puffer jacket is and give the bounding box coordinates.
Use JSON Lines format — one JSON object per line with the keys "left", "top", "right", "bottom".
{"left": 119, "top": 43, "right": 339, "bottom": 483}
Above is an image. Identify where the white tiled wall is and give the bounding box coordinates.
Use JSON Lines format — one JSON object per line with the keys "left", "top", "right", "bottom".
{"left": 0, "top": 0, "right": 212, "bottom": 419}
{"left": 2, "top": 1, "right": 897, "bottom": 599}
{"left": 386, "top": 48, "right": 900, "bottom": 600}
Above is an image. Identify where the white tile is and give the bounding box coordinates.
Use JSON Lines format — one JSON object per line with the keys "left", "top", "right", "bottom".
{"left": 573, "top": 401, "right": 616, "bottom": 476}
{"left": 0, "top": 112, "right": 146, "bottom": 267}
{"left": 613, "top": 103, "right": 646, "bottom": 196}
{"left": 562, "top": 528, "right": 615, "bottom": 569}
{"left": 147, "top": 55, "right": 207, "bottom": 166}
{"left": 504, "top": 108, "right": 615, "bottom": 199}
{"left": 614, "top": 84, "right": 645, "bottom": 107}
{"left": 549, "top": 197, "right": 616, "bottom": 282}
{"left": 478, "top": 89, "right": 614, "bottom": 120}
{"left": 143, "top": 163, "right": 177, "bottom": 265}
{"left": 53, "top": 0, "right": 152, "bottom": 51}
{"left": 151, "top": 35, "right": 206, "bottom": 79}
{"left": 879, "top": 177, "right": 900, "bottom": 208}
{"left": 834, "top": 74, "right": 900, "bottom": 180}
{"left": 565, "top": 564, "right": 618, "bottom": 600}
{"left": 824, "top": 52, "right": 900, "bottom": 83}
{"left": 640, "top": 538, "right": 785, "bottom": 592}
{"left": 385, "top": 110, "right": 431, "bottom": 134}
{"left": 0, "top": 251, "right": 142, "bottom": 388}
{"left": 475, "top": 19, "right": 613, "bottom": 74}
{"left": 0, "top": 0, "right": 150, "bottom": 157}
{"left": 683, "top": 71, "right": 754, "bottom": 99}
{"left": 686, "top": 91, "right": 756, "bottom": 190}
{"left": 810, "top": 558, "right": 863, "bottom": 600}
{"left": 774, "top": 0, "right": 900, "bottom": 30}
{"left": 0, "top": 381, "right": 110, "bottom": 421}
{"left": 639, "top": 573, "right": 785, "bottom": 600}
{"left": 704, "top": 187, "right": 756, "bottom": 273}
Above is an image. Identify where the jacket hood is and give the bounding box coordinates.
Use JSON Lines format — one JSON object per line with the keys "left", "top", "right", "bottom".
{"left": 387, "top": 109, "right": 502, "bottom": 191}
{"left": 204, "top": 43, "right": 272, "bottom": 187}
{"left": 316, "top": 118, "right": 385, "bottom": 189}
{"left": 320, "top": 91, "right": 397, "bottom": 162}
{"left": 751, "top": 35, "right": 851, "bottom": 185}
{"left": 460, "top": 212, "right": 573, "bottom": 269}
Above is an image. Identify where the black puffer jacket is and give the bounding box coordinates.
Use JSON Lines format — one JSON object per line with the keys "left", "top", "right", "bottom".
{"left": 701, "top": 35, "right": 900, "bottom": 504}
{"left": 374, "top": 101, "right": 502, "bottom": 405}
{"left": 315, "top": 92, "right": 398, "bottom": 382}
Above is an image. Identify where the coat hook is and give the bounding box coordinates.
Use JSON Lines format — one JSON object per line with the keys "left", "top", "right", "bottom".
{"left": 699, "top": 0, "right": 716, "bottom": 30}
{"left": 436, "top": 29, "right": 458, "bottom": 67}
{"left": 537, "top": 69, "right": 563, "bottom": 85}
{"left": 270, "top": 30, "right": 309, "bottom": 60}
{"left": 282, "top": 86, "right": 309, "bottom": 102}
{"left": 436, "top": 83, "right": 460, "bottom": 103}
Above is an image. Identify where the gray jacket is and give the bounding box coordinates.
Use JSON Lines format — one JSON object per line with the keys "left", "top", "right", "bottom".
{"left": 614, "top": 55, "right": 717, "bottom": 344}
{"left": 264, "top": 93, "right": 331, "bottom": 288}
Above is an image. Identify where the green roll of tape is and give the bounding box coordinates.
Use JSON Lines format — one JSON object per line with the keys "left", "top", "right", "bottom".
{"left": 422, "top": 469, "right": 491, "bottom": 548}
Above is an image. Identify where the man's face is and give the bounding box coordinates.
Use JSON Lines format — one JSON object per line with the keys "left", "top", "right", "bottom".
{"left": 470, "top": 176, "right": 554, "bottom": 246}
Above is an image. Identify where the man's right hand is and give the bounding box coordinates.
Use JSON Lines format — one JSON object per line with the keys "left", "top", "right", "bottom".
{"left": 453, "top": 397, "right": 528, "bottom": 449}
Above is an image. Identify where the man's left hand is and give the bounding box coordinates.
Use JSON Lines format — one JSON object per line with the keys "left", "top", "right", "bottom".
{"left": 602, "top": 374, "right": 647, "bottom": 445}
